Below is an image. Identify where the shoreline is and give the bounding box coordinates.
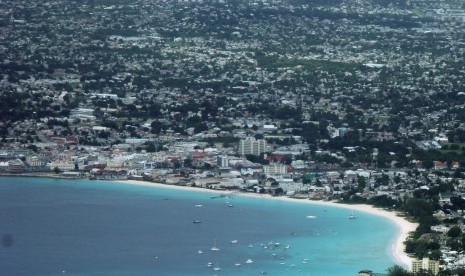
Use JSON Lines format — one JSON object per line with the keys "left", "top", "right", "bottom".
{"left": 119, "top": 179, "right": 418, "bottom": 270}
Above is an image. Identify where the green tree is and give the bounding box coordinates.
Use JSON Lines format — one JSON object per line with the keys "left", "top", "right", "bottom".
{"left": 274, "top": 187, "right": 284, "bottom": 195}
{"left": 183, "top": 158, "right": 193, "bottom": 168}
{"left": 357, "top": 176, "right": 366, "bottom": 191}
{"left": 151, "top": 120, "right": 164, "bottom": 135}
{"left": 27, "top": 144, "right": 39, "bottom": 152}
{"left": 403, "top": 199, "right": 434, "bottom": 218}
{"left": 146, "top": 142, "right": 157, "bottom": 153}
{"left": 245, "top": 154, "right": 269, "bottom": 165}
{"left": 386, "top": 265, "right": 411, "bottom": 276}
{"left": 447, "top": 226, "right": 462, "bottom": 238}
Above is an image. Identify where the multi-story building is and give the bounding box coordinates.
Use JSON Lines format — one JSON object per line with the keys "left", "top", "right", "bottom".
{"left": 412, "top": 257, "right": 439, "bottom": 275}
{"left": 47, "top": 160, "right": 75, "bottom": 171}
{"left": 217, "top": 155, "right": 230, "bottom": 168}
{"left": 263, "top": 162, "right": 288, "bottom": 176}
{"left": 7, "top": 159, "right": 26, "bottom": 173}
{"left": 238, "top": 137, "right": 266, "bottom": 156}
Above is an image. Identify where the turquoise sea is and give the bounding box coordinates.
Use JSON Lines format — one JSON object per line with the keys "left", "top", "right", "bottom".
{"left": 0, "top": 177, "right": 399, "bottom": 276}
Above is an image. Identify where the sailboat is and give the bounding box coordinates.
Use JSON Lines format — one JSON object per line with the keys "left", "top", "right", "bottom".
{"left": 210, "top": 239, "right": 220, "bottom": 251}
{"left": 213, "top": 262, "right": 221, "bottom": 271}
{"left": 348, "top": 211, "right": 357, "bottom": 219}
{"left": 193, "top": 205, "right": 202, "bottom": 223}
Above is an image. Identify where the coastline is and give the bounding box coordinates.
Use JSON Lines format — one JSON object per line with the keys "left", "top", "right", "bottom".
{"left": 119, "top": 179, "right": 418, "bottom": 270}
{"left": 0, "top": 172, "right": 82, "bottom": 179}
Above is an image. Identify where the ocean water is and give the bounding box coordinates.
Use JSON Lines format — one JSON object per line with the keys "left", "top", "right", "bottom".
{"left": 0, "top": 177, "right": 399, "bottom": 276}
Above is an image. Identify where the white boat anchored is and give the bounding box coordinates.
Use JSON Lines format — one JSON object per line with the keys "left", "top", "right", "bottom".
{"left": 348, "top": 211, "right": 357, "bottom": 219}
{"left": 213, "top": 262, "right": 221, "bottom": 271}
{"left": 245, "top": 258, "right": 254, "bottom": 264}
{"left": 210, "top": 239, "right": 220, "bottom": 251}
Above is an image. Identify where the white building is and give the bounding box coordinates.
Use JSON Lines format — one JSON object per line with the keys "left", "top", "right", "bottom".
{"left": 217, "top": 155, "right": 230, "bottom": 168}
{"left": 412, "top": 257, "right": 439, "bottom": 275}
{"left": 47, "top": 160, "right": 75, "bottom": 171}
{"left": 238, "top": 137, "right": 266, "bottom": 156}
{"left": 264, "top": 163, "right": 287, "bottom": 176}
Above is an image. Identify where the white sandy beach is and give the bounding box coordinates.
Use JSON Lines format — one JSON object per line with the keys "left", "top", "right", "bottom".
{"left": 120, "top": 179, "right": 418, "bottom": 270}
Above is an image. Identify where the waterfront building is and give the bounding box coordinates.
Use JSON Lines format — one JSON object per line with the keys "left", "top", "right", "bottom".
{"left": 7, "top": 159, "right": 27, "bottom": 173}
{"left": 412, "top": 257, "right": 439, "bottom": 275}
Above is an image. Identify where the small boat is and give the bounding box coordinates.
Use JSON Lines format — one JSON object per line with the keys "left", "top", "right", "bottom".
{"left": 207, "top": 262, "right": 213, "bottom": 267}
{"left": 194, "top": 206, "right": 202, "bottom": 223}
{"left": 231, "top": 239, "right": 238, "bottom": 244}
{"left": 284, "top": 245, "right": 291, "bottom": 249}
{"left": 245, "top": 258, "right": 254, "bottom": 264}
{"left": 234, "top": 262, "right": 242, "bottom": 267}
{"left": 302, "top": 258, "right": 309, "bottom": 264}
{"left": 210, "top": 239, "right": 220, "bottom": 251}
{"left": 198, "top": 249, "right": 203, "bottom": 254}
{"left": 348, "top": 211, "right": 357, "bottom": 219}
{"left": 195, "top": 204, "right": 204, "bottom": 207}
{"left": 306, "top": 215, "right": 317, "bottom": 219}
{"left": 213, "top": 262, "right": 221, "bottom": 271}
{"left": 248, "top": 244, "right": 254, "bottom": 248}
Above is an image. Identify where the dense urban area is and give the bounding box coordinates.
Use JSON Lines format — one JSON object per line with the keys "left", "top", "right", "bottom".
{"left": 1, "top": 0, "right": 465, "bottom": 274}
